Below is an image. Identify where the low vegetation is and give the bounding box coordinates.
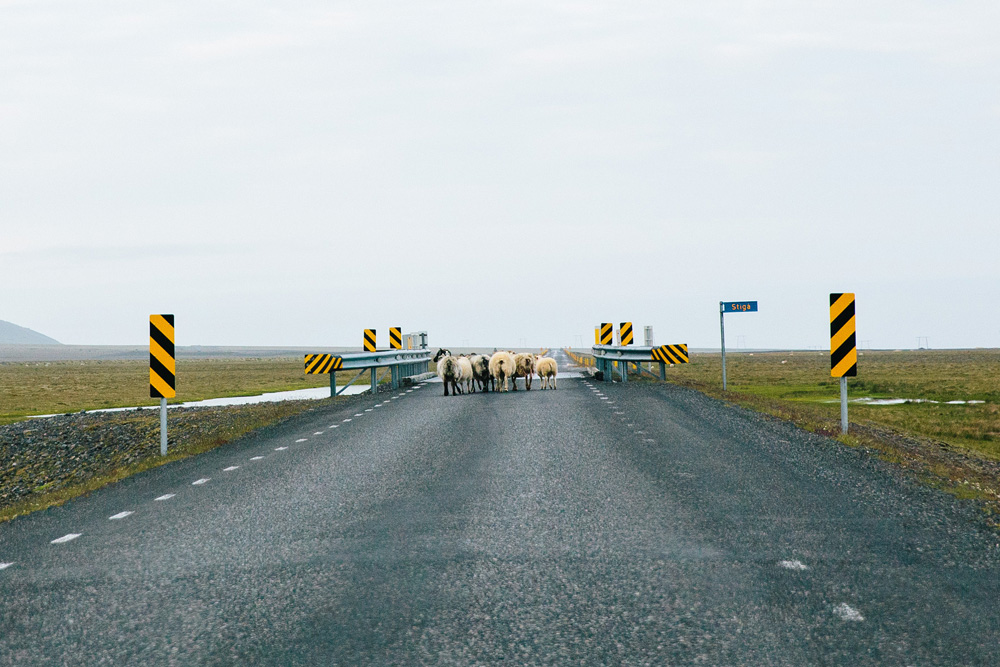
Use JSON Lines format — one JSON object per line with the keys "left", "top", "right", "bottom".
{"left": 0, "top": 357, "right": 382, "bottom": 425}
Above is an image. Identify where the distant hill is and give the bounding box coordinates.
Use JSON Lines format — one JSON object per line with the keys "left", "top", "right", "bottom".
{"left": 0, "top": 320, "right": 61, "bottom": 344}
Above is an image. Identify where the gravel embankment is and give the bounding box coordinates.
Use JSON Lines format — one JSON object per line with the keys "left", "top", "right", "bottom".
{"left": 0, "top": 398, "right": 356, "bottom": 514}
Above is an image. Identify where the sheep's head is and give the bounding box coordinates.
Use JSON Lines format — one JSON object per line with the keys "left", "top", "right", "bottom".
{"left": 433, "top": 348, "right": 452, "bottom": 362}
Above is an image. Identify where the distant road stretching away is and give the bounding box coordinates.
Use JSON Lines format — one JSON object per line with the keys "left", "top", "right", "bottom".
{"left": 1, "top": 350, "right": 998, "bottom": 664}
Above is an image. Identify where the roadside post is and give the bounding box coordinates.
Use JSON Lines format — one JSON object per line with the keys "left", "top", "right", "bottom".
{"left": 830, "top": 293, "right": 857, "bottom": 434}
{"left": 719, "top": 301, "right": 758, "bottom": 390}
{"left": 149, "top": 314, "right": 175, "bottom": 456}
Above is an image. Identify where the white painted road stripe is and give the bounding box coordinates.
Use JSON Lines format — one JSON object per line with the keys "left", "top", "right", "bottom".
{"left": 275, "top": 446, "right": 288, "bottom": 451}
{"left": 313, "top": 431, "right": 324, "bottom": 435}
{"left": 0, "top": 562, "right": 12, "bottom": 570}
{"left": 223, "top": 466, "right": 240, "bottom": 472}
{"left": 192, "top": 478, "right": 210, "bottom": 485}
{"left": 51, "top": 534, "right": 81, "bottom": 544}
{"left": 109, "top": 511, "right": 133, "bottom": 520}
{"left": 155, "top": 494, "right": 175, "bottom": 501}
{"left": 329, "top": 425, "right": 339, "bottom": 428}
{"left": 250, "top": 456, "right": 264, "bottom": 460}
{"left": 354, "top": 413, "right": 364, "bottom": 417}
{"left": 834, "top": 603, "right": 865, "bottom": 622}
{"left": 365, "top": 409, "right": 373, "bottom": 412}
{"left": 343, "top": 418, "right": 352, "bottom": 422}
{"left": 296, "top": 438, "right": 308, "bottom": 442}
{"left": 779, "top": 560, "right": 809, "bottom": 571}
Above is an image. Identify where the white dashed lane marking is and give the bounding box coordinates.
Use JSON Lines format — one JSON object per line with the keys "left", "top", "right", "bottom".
{"left": 109, "top": 511, "right": 133, "bottom": 520}
{"left": 834, "top": 603, "right": 865, "bottom": 622}
{"left": 0, "top": 563, "right": 12, "bottom": 570}
{"left": 51, "top": 534, "right": 81, "bottom": 544}
{"left": 779, "top": 560, "right": 808, "bottom": 571}
{"left": 313, "top": 431, "right": 324, "bottom": 435}
{"left": 275, "top": 446, "right": 288, "bottom": 451}
{"left": 364, "top": 409, "right": 373, "bottom": 412}
{"left": 342, "top": 419, "right": 352, "bottom": 423}
{"left": 296, "top": 438, "right": 308, "bottom": 443}
{"left": 192, "top": 478, "right": 210, "bottom": 486}
{"left": 155, "top": 494, "right": 175, "bottom": 501}
{"left": 329, "top": 425, "right": 339, "bottom": 428}
{"left": 250, "top": 456, "right": 264, "bottom": 461}
{"left": 223, "top": 466, "right": 239, "bottom": 472}
{"left": 354, "top": 413, "right": 364, "bottom": 417}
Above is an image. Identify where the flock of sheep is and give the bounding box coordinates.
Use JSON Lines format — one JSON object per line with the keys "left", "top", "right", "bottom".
{"left": 432, "top": 349, "right": 558, "bottom": 396}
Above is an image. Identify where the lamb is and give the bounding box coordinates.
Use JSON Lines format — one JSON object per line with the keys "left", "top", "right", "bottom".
{"left": 535, "top": 355, "right": 558, "bottom": 389}
{"left": 469, "top": 354, "right": 492, "bottom": 392}
{"left": 488, "top": 351, "right": 516, "bottom": 392}
{"left": 433, "top": 348, "right": 463, "bottom": 396}
{"left": 512, "top": 353, "right": 536, "bottom": 391}
{"left": 457, "top": 355, "right": 474, "bottom": 394}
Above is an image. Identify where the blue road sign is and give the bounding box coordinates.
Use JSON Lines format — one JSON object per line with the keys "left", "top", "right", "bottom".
{"left": 722, "top": 301, "right": 758, "bottom": 313}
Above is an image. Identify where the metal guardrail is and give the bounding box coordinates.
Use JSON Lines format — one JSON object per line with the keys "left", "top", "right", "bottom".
{"left": 329, "top": 349, "right": 433, "bottom": 396}
{"left": 591, "top": 345, "right": 670, "bottom": 383}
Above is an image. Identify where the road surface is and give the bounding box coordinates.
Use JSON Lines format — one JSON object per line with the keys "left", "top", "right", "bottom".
{"left": 1, "top": 350, "right": 998, "bottom": 664}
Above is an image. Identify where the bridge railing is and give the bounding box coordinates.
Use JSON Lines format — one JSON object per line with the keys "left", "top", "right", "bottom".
{"left": 591, "top": 345, "right": 680, "bottom": 383}
{"left": 311, "top": 349, "right": 433, "bottom": 396}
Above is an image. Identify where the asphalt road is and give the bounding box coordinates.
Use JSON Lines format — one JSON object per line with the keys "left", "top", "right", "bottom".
{"left": 1, "top": 350, "right": 999, "bottom": 665}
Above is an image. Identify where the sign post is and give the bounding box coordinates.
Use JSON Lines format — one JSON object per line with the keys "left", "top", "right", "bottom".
{"left": 719, "top": 301, "right": 758, "bottom": 390}
{"left": 830, "top": 293, "right": 857, "bottom": 434}
{"left": 149, "top": 314, "right": 176, "bottom": 456}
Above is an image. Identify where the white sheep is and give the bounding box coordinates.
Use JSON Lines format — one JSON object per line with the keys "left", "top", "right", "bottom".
{"left": 433, "top": 348, "right": 462, "bottom": 396}
{"left": 457, "top": 355, "right": 474, "bottom": 394}
{"left": 488, "top": 351, "right": 516, "bottom": 392}
{"left": 512, "top": 353, "right": 536, "bottom": 391}
{"left": 535, "top": 355, "right": 558, "bottom": 389}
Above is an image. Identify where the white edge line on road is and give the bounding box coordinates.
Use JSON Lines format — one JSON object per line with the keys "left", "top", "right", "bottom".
{"left": 779, "top": 560, "right": 808, "bottom": 571}
{"left": 155, "top": 494, "right": 175, "bottom": 501}
{"left": 342, "top": 418, "right": 352, "bottom": 422}
{"left": 296, "top": 438, "right": 308, "bottom": 442}
{"left": 833, "top": 603, "right": 865, "bottom": 622}
{"left": 364, "top": 409, "right": 373, "bottom": 412}
{"left": 51, "top": 534, "right": 81, "bottom": 544}
{"left": 0, "top": 562, "right": 12, "bottom": 570}
{"left": 109, "top": 511, "right": 133, "bottom": 520}
{"left": 313, "top": 431, "right": 324, "bottom": 435}
{"left": 330, "top": 425, "right": 339, "bottom": 428}
{"left": 192, "top": 478, "right": 210, "bottom": 485}
{"left": 275, "top": 446, "right": 288, "bottom": 451}
{"left": 223, "top": 466, "right": 239, "bottom": 471}
{"left": 354, "top": 413, "right": 364, "bottom": 417}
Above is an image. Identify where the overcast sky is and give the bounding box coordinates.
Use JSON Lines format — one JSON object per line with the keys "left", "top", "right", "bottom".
{"left": 3, "top": 1, "right": 998, "bottom": 350}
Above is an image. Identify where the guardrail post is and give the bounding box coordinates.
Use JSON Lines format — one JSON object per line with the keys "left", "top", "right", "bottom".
{"left": 621, "top": 360, "right": 628, "bottom": 383}
{"left": 659, "top": 361, "right": 666, "bottom": 381}
{"left": 370, "top": 367, "right": 377, "bottom": 395}
{"left": 330, "top": 370, "right": 336, "bottom": 398}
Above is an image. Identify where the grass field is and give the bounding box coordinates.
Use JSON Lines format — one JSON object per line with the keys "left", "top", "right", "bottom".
{"left": 615, "top": 349, "right": 1000, "bottom": 460}
{"left": 0, "top": 358, "right": 390, "bottom": 425}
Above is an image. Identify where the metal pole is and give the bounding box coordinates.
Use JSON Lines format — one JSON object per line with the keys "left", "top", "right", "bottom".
{"left": 841, "top": 376, "right": 848, "bottom": 434}
{"left": 621, "top": 360, "right": 628, "bottom": 383}
{"left": 720, "top": 302, "right": 727, "bottom": 391}
{"left": 330, "top": 371, "right": 336, "bottom": 398}
{"left": 660, "top": 361, "right": 666, "bottom": 381}
{"left": 160, "top": 397, "right": 167, "bottom": 456}
{"left": 370, "top": 367, "right": 377, "bottom": 395}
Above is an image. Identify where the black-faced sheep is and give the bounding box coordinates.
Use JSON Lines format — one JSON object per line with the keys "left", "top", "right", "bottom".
{"left": 433, "top": 348, "right": 462, "bottom": 396}
{"left": 488, "top": 351, "right": 516, "bottom": 392}
{"left": 535, "top": 356, "right": 557, "bottom": 389}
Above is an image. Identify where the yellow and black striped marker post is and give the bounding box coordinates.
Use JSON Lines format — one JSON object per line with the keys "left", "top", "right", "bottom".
{"left": 304, "top": 354, "right": 343, "bottom": 374}
{"left": 363, "top": 329, "right": 376, "bottom": 352}
{"left": 652, "top": 344, "right": 688, "bottom": 381}
{"left": 619, "top": 322, "right": 634, "bottom": 346}
{"left": 594, "top": 327, "right": 599, "bottom": 345}
{"left": 149, "top": 314, "right": 175, "bottom": 456}
{"left": 651, "top": 344, "right": 689, "bottom": 365}
{"left": 389, "top": 327, "right": 402, "bottom": 350}
{"left": 599, "top": 323, "right": 613, "bottom": 345}
{"left": 306, "top": 353, "right": 345, "bottom": 398}
{"left": 830, "top": 293, "right": 857, "bottom": 433}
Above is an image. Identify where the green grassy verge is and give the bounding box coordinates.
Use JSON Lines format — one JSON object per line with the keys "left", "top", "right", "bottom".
{"left": 0, "top": 358, "right": 392, "bottom": 425}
